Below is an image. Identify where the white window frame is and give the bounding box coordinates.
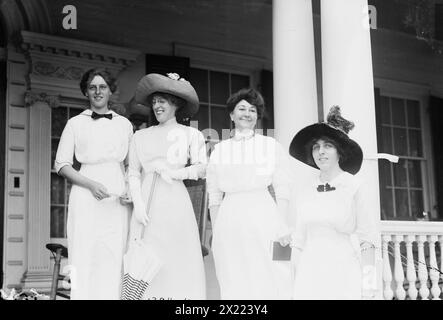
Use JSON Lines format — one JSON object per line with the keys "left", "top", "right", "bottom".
{"left": 376, "top": 78, "right": 437, "bottom": 220}
{"left": 174, "top": 42, "right": 269, "bottom": 143}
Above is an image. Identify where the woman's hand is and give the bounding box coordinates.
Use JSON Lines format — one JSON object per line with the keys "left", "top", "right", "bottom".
{"left": 275, "top": 223, "right": 292, "bottom": 246}
{"left": 88, "top": 181, "right": 110, "bottom": 201}
{"left": 133, "top": 201, "right": 149, "bottom": 226}
{"left": 361, "top": 265, "right": 377, "bottom": 299}
{"left": 119, "top": 193, "right": 132, "bottom": 206}
{"left": 159, "top": 170, "right": 174, "bottom": 184}
{"left": 277, "top": 233, "right": 292, "bottom": 247}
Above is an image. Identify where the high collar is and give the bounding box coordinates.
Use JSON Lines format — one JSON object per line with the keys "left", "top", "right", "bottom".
{"left": 316, "top": 170, "right": 347, "bottom": 186}
{"left": 231, "top": 129, "right": 255, "bottom": 141}
{"left": 158, "top": 116, "right": 178, "bottom": 127}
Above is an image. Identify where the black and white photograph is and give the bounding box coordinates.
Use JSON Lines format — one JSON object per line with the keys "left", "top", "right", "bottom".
{"left": 0, "top": 0, "right": 442, "bottom": 305}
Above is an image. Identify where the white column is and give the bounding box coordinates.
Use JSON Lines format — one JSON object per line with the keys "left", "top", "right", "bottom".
{"left": 22, "top": 92, "right": 59, "bottom": 289}
{"left": 272, "top": 0, "right": 319, "bottom": 298}
{"left": 273, "top": 0, "right": 318, "bottom": 149}
{"left": 321, "top": 0, "right": 382, "bottom": 297}
{"left": 273, "top": 0, "right": 319, "bottom": 220}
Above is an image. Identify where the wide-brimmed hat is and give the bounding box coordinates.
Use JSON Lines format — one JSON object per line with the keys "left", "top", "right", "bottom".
{"left": 135, "top": 73, "right": 199, "bottom": 119}
{"left": 289, "top": 106, "right": 363, "bottom": 175}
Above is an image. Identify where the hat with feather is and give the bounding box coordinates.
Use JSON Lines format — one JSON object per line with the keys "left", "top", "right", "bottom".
{"left": 289, "top": 105, "right": 363, "bottom": 175}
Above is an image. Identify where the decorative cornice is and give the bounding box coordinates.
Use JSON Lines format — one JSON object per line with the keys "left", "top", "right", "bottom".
{"left": 25, "top": 91, "right": 60, "bottom": 108}
{"left": 33, "top": 61, "right": 84, "bottom": 81}
{"left": 20, "top": 31, "right": 142, "bottom": 96}
{"left": 21, "top": 31, "right": 140, "bottom": 67}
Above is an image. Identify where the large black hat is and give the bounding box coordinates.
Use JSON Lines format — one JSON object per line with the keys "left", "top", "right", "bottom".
{"left": 289, "top": 106, "right": 363, "bottom": 175}
{"left": 135, "top": 73, "right": 199, "bottom": 119}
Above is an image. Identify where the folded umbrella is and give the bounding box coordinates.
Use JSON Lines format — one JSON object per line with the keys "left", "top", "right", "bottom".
{"left": 121, "top": 173, "right": 162, "bottom": 300}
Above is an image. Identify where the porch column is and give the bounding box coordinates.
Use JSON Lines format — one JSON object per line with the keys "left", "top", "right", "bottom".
{"left": 272, "top": 0, "right": 318, "bottom": 150}
{"left": 22, "top": 92, "right": 59, "bottom": 289}
{"left": 272, "top": 0, "right": 319, "bottom": 299}
{"left": 321, "top": 0, "right": 382, "bottom": 296}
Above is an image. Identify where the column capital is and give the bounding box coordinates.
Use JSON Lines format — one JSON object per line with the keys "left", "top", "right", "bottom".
{"left": 25, "top": 91, "right": 60, "bottom": 108}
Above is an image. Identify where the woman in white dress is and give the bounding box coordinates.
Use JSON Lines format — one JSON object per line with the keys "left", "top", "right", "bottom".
{"left": 207, "top": 88, "right": 293, "bottom": 300}
{"left": 54, "top": 68, "right": 133, "bottom": 300}
{"left": 128, "top": 73, "right": 206, "bottom": 300}
{"left": 288, "top": 106, "right": 378, "bottom": 300}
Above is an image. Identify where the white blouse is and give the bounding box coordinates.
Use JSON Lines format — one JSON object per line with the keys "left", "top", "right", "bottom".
{"left": 206, "top": 133, "right": 291, "bottom": 207}
{"left": 292, "top": 171, "right": 379, "bottom": 250}
{"left": 54, "top": 109, "right": 133, "bottom": 172}
{"left": 127, "top": 118, "right": 207, "bottom": 180}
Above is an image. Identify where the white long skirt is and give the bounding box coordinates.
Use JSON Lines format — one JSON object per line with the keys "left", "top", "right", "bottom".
{"left": 67, "top": 162, "right": 130, "bottom": 300}
{"left": 128, "top": 173, "right": 206, "bottom": 300}
{"left": 293, "top": 227, "right": 361, "bottom": 300}
{"left": 212, "top": 189, "right": 292, "bottom": 300}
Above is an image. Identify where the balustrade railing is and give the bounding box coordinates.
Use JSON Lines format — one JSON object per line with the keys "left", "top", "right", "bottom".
{"left": 381, "top": 221, "right": 443, "bottom": 300}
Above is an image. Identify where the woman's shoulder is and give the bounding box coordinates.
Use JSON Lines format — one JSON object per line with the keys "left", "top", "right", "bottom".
{"left": 112, "top": 113, "right": 134, "bottom": 130}
{"left": 213, "top": 138, "right": 232, "bottom": 149}
{"left": 337, "top": 172, "right": 364, "bottom": 193}
{"left": 65, "top": 109, "right": 90, "bottom": 127}
{"left": 254, "top": 133, "right": 282, "bottom": 146}
{"left": 177, "top": 124, "right": 204, "bottom": 138}
{"left": 133, "top": 126, "right": 154, "bottom": 138}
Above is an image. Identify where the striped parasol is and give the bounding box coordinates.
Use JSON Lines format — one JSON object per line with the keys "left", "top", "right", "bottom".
{"left": 121, "top": 173, "right": 162, "bottom": 300}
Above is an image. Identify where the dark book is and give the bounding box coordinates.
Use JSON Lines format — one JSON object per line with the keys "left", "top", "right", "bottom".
{"left": 271, "top": 241, "right": 291, "bottom": 261}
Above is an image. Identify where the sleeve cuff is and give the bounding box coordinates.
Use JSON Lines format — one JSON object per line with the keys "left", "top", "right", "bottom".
{"left": 54, "top": 162, "right": 72, "bottom": 174}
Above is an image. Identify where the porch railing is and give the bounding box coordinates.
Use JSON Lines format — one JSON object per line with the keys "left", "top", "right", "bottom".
{"left": 381, "top": 221, "right": 443, "bottom": 300}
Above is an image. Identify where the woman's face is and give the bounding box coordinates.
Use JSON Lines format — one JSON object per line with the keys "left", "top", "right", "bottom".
{"left": 312, "top": 138, "right": 340, "bottom": 172}
{"left": 230, "top": 99, "right": 258, "bottom": 131}
{"left": 86, "top": 75, "right": 112, "bottom": 110}
{"left": 151, "top": 94, "right": 177, "bottom": 124}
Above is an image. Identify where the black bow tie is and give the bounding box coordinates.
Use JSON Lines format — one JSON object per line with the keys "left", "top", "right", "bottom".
{"left": 91, "top": 112, "right": 112, "bottom": 120}
{"left": 317, "top": 183, "right": 336, "bottom": 192}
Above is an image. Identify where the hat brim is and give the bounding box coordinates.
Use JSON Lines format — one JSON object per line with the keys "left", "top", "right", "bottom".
{"left": 289, "top": 123, "right": 363, "bottom": 175}
{"left": 135, "top": 73, "right": 199, "bottom": 119}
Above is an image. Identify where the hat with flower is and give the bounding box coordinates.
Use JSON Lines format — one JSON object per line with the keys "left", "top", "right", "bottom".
{"left": 135, "top": 73, "right": 199, "bottom": 118}
{"left": 289, "top": 105, "right": 363, "bottom": 175}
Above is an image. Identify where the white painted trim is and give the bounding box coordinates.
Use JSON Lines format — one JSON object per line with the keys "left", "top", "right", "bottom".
{"left": 375, "top": 77, "right": 431, "bottom": 97}
{"left": 381, "top": 220, "right": 443, "bottom": 234}
{"left": 21, "top": 31, "right": 141, "bottom": 63}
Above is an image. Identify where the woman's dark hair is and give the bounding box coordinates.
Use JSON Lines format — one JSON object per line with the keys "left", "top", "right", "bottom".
{"left": 79, "top": 68, "right": 118, "bottom": 96}
{"left": 147, "top": 92, "right": 187, "bottom": 116}
{"left": 306, "top": 135, "right": 348, "bottom": 168}
{"left": 226, "top": 88, "right": 265, "bottom": 119}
